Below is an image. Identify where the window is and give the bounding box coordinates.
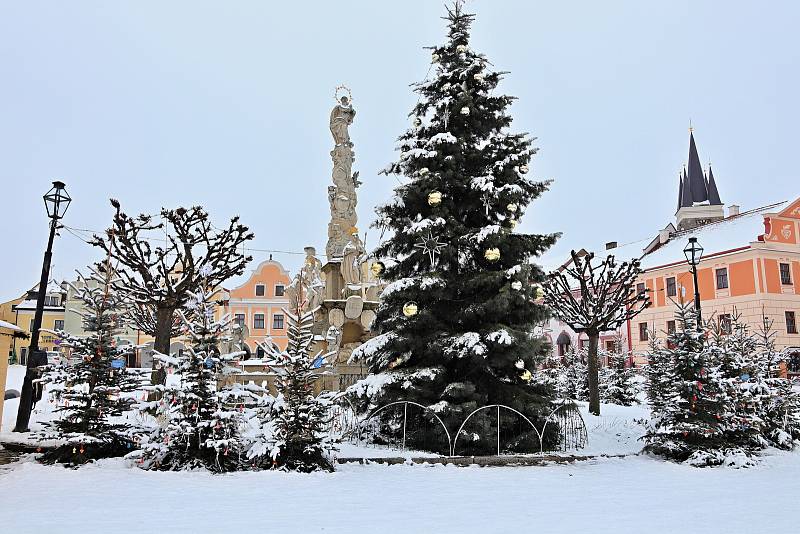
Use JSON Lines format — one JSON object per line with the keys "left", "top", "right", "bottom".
{"left": 780, "top": 263, "right": 792, "bottom": 285}
{"left": 275, "top": 284, "right": 285, "bottom": 297}
{"left": 636, "top": 282, "right": 646, "bottom": 296}
{"left": 666, "top": 277, "right": 677, "bottom": 297}
{"left": 639, "top": 322, "right": 648, "bottom": 342}
{"left": 605, "top": 340, "right": 615, "bottom": 352}
{"left": 719, "top": 314, "right": 732, "bottom": 335}
{"left": 273, "top": 314, "right": 285, "bottom": 329}
{"left": 715, "top": 268, "right": 729, "bottom": 290}
{"left": 54, "top": 320, "right": 64, "bottom": 331}
{"left": 255, "top": 284, "right": 265, "bottom": 297}
{"left": 234, "top": 314, "right": 245, "bottom": 327}
{"left": 44, "top": 295, "right": 60, "bottom": 306}
{"left": 253, "top": 313, "right": 265, "bottom": 329}
{"left": 666, "top": 320, "right": 677, "bottom": 348}
{"left": 787, "top": 311, "right": 798, "bottom": 334}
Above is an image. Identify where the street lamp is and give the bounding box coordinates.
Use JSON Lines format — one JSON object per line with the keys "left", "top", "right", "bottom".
{"left": 683, "top": 237, "right": 704, "bottom": 325}
{"left": 13, "top": 181, "right": 71, "bottom": 432}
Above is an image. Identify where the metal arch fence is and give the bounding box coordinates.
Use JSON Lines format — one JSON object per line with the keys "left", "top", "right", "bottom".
{"left": 329, "top": 398, "right": 588, "bottom": 457}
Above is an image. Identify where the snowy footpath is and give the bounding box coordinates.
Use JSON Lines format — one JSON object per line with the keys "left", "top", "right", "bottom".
{"left": 2, "top": 365, "right": 799, "bottom": 533}
{"left": 1, "top": 452, "right": 798, "bottom": 534}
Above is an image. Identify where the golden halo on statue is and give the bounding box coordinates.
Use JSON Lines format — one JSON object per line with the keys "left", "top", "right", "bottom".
{"left": 335, "top": 85, "right": 353, "bottom": 105}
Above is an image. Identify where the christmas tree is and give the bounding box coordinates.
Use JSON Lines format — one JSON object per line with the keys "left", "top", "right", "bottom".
{"left": 755, "top": 316, "right": 800, "bottom": 449}
{"left": 602, "top": 334, "right": 639, "bottom": 406}
{"left": 257, "top": 288, "right": 336, "bottom": 472}
{"left": 350, "top": 1, "right": 557, "bottom": 453}
{"left": 40, "top": 264, "right": 145, "bottom": 466}
{"left": 643, "top": 304, "right": 733, "bottom": 466}
{"left": 132, "top": 272, "right": 250, "bottom": 473}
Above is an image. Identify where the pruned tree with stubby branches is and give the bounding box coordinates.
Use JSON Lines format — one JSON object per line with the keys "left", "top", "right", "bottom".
{"left": 91, "top": 200, "right": 253, "bottom": 381}
{"left": 542, "top": 250, "right": 648, "bottom": 415}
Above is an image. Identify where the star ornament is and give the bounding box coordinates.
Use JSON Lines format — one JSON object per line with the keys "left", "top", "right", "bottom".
{"left": 414, "top": 231, "right": 448, "bottom": 268}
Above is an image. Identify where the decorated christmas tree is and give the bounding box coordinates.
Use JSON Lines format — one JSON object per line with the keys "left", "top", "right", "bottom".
{"left": 349, "top": 1, "right": 557, "bottom": 453}
{"left": 40, "top": 264, "right": 145, "bottom": 466}
{"left": 257, "top": 288, "right": 336, "bottom": 472}
{"left": 132, "top": 270, "right": 250, "bottom": 473}
{"left": 602, "top": 334, "right": 639, "bottom": 406}
{"left": 755, "top": 316, "right": 800, "bottom": 449}
{"left": 643, "top": 304, "right": 734, "bottom": 466}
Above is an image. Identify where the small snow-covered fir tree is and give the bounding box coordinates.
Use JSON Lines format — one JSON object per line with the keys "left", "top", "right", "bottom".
{"left": 643, "top": 304, "right": 734, "bottom": 467}
{"left": 756, "top": 316, "right": 800, "bottom": 449}
{"left": 707, "top": 313, "right": 768, "bottom": 451}
{"left": 644, "top": 331, "right": 671, "bottom": 418}
{"left": 258, "top": 288, "right": 336, "bottom": 472}
{"left": 132, "top": 273, "right": 249, "bottom": 473}
{"left": 602, "top": 334, "right": 639, "bottom": 406}
{"left": 40, "top": 264, "right": 145, "bottom": 466}
{"left": 350, "top": 1, "right": 557, "bottom": 453}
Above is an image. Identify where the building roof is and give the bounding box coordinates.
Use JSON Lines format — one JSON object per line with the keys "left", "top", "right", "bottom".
{"left": 677, "top": 132, "right": 723, "bottom": 209}
{"left": 639, "top": 201, "right": 786, "bottom": 270}
{"left": 0, "top": 319, "right": 22, "bottom": 331}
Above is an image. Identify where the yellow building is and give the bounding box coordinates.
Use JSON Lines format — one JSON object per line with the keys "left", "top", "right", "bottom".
{"left": 1, "top": 319, "right": 24, "bottom": 424}
{"left": 3, "top": 281, "right": 67, "bottom": 364}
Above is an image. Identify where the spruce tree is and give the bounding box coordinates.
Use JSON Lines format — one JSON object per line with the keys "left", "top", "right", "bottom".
{"left": 259, "top": 290, "right": 336, "bottom": 472}
{"left": 756, "top": 316, "right": 800, "bottom": 449}
{"left": 643, "top": 304, "right": 732, "bottom": 466}
{"left": 133, "top": 275, "right": 248, "bottom": 473}
{"left": 603, "top": 335, "right": 639, "bottom": 406}
{"left": 352, "top": 1, "right": 557, "bottom": 452}
{"left": 40, "top": 265, "right": 145, "bottom": 466}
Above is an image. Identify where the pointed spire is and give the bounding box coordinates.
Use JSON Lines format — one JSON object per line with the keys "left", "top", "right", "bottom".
{"left": 681, "top": 166, "right": 692, "bottom": 207}
{"left": 677, "top": 173, "right": 684, "bottom": 213}
{"left": 706, "top": 164, "right": 722, "bottom": 205}
{"left": 687, "top": 131, "right": 709, "bottom": 203}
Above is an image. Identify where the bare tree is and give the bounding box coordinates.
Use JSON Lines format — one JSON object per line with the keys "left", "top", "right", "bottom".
{"left": 542, "top": 250, "right": 648, "bottom": 415}
{"left": 92, "top": 200, "right": 253, "bottom": 367}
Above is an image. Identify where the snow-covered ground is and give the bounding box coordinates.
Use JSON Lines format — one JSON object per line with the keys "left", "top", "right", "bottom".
{"left": 4, "top": 366, "right": 799, "bottom": 533}
{"left": 1, "top": 451, "right": 798, "bottom": 533}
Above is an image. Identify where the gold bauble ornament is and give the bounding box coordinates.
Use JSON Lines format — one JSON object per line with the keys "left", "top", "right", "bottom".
{"left": 460, "top": 106, "right": 470, "bottom": 116}
{"left": 419, "top": 167, "right": 430, "bottom": 176}
{"left": 413, "top": 117, "right": 422, "bottom": 128}
{"left": 431, "top": 53, "right": 440, "bottom": 63}
{"left": 484, "top": 248, "right": 501, "bottom": 262}
{"left": 532, "top": 284, "right": 544, "bottom": 299}
{"left": 456, "top": 44, "right": 467, "bottom": 53}
{"left": 428, "top": 191, "right": 442, "bottom": 206}
{"left": 511, "top": 280, "right": 523, "bottom": 291}
{"left": 402, "top": 302, "right": 418, "bottom": 317}
{"left": 507, "top": 203, "right": 518, "bottom": 213}
{"left": 370, "top": 261, "right": 386, "bottom": 277}
{"left": 520, "top": 370, "right": 533, "bottom": 382}
{"left": 508, "top": 219, "right": 518, "bottom": 230}
{"left": 519, "top": 164, "right": 529, "bottom": 174}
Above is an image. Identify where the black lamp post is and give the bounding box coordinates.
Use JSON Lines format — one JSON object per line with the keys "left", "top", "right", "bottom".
{"left": 683, "top": 237, "right": 704, "bottom": 326}
{"left": 13, "top": 181, "right": 71, "bottom": 432}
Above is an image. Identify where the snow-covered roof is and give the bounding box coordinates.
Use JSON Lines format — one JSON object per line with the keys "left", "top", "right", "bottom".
{"left": 639, "top": 201, "right": 786, "bottom": 271}
{"left": 0, "top": 319, "right": 22, "bottom": 331}
{"left": 13, "top": 300, "right": 65, "bottom": 311}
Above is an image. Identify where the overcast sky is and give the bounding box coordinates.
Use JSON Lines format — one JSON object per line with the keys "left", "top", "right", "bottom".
{"left": 1, "top": 0, "right": 797, "bottom": 300}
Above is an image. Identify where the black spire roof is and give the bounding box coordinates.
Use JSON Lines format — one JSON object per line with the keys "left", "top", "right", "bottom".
{"left": 678, "top": 131, "right": 722, "bottom": 208}
{"left": 707, "top": 164, "right": 722, "bottom": 205}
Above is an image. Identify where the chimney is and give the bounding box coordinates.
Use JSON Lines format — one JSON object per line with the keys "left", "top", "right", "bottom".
{"left": 605, "top": 241, "right": 618, "bottom": 250}
{"left": 728, "top": 205, "right": 740, "bottom": 217}
{"left": 659, "top": 228, "right": 672, "bottom": 244}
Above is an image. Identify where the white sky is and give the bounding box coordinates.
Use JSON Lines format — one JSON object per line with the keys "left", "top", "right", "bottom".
{"left": 1, "top": 1, "right": 797, "bottom": 299}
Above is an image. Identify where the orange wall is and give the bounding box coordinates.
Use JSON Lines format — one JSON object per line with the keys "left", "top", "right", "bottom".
{"left": 794, "top": 261, "right": 800, "bottom": 295}
{"left": 697, "top": 267, "right": 715, "bottom": 300}
{"left": 729, "top": 260, "right": 756, "bottom": 297}
{"left": 763, "top": 259, "right": 780, "bottom": 294}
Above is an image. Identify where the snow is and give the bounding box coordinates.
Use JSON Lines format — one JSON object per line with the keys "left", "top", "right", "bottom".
{"left": 2, "top": 451, "right": 799, "bottom": 533}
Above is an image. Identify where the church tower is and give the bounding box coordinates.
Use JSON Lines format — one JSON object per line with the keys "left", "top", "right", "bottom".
{"left": 675, "top": 130, "right": 724, "bottom": 230}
